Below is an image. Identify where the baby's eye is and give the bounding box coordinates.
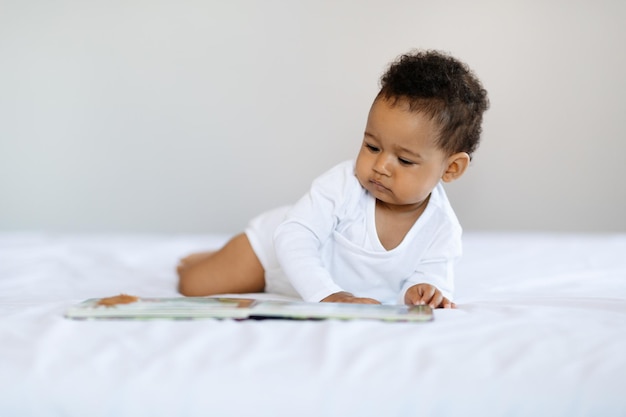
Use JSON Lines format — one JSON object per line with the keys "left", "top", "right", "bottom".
{"left": 398, "top": 157, "right": 415, "bottom": 166}
{"left": 365, "top": 143, "right": 380, "bottom": 153}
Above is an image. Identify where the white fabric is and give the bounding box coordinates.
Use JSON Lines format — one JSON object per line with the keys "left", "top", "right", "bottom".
{"left": 245, "top": 205, "right": 301, "bottom": 298}
{"left": 255, "top": 160, "right": 461, "bottom": 303}
{"left": 1, "top": 232, "right": 626, "bottom": 417}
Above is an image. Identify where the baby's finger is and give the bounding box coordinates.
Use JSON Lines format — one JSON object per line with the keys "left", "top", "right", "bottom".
{"left": 428, "top": 291, "right": 444, "bottom": 308}
{"left": 417, "top": 286, "right": 436, "bottom": 305}
{"left": 441, "top": 297, "right": 456, "bottom": 309}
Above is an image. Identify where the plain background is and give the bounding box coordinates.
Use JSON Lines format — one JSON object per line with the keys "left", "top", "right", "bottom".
{"left": 1, "top": 0, "right": 625, "bottom": 234}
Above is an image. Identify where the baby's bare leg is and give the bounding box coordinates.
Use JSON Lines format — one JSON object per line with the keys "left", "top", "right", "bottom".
{"left": 177, "top": 233, "right": 265, "bottom": 296}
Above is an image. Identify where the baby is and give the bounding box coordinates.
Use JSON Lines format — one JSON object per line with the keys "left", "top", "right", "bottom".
{"left": 178, "top": 50, "right": 489, "bottom": 308}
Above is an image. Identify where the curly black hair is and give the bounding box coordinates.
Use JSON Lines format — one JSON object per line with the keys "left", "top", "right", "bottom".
{"left": 378, "top": 50, "right": 489, "bottom": 158}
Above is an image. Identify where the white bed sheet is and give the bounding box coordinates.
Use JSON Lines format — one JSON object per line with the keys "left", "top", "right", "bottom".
{"left": 1, "top": 232, "right": 625, "bottom": 417}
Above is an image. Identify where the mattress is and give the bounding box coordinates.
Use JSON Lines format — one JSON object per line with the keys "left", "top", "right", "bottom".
{"left": 1, "top": 232, "right": 625, "bottom": 417}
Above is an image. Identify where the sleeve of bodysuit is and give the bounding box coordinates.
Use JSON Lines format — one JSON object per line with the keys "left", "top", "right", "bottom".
{"left": 398, "top": 217, "right": 462, "bottom": 304}
{"left": 273, "top": 161, "right": 356, "bottom": 302}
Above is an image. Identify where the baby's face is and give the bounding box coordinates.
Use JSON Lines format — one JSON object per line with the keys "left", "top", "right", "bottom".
{"left": 355, "top": 98, "right": 450, "bottom": 210}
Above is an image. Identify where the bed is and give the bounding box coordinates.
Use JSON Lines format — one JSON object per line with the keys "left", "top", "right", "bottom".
{"left": 1, "top": 231, "right": 625, "bottom": 417}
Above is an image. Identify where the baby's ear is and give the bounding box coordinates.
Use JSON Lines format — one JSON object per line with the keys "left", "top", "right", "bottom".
{"left": 442, "top": 152, "right": 470, "bottom": 183}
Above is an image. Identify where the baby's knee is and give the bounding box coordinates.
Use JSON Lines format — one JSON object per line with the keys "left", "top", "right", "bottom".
{"left": 176, "top": 259, "right": 206, "bottom": 296}
{"left": 176, "top": 265, "right": 193, "bottom": 296}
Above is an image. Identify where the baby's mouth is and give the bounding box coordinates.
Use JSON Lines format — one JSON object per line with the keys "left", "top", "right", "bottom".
{"left": 370, "top": 179, "right": 391, "bottom": 192}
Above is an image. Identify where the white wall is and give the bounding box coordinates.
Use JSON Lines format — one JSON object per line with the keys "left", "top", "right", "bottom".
{"left": 1, "top": 0, "right": 625, "bottom": 233}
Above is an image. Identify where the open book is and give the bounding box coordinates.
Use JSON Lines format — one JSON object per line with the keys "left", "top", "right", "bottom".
{"left": 65, "top": 295, "right": 434, "bottom": 322}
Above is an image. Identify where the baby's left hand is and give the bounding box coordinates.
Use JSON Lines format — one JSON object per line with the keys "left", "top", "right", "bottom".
{"left": 404, "top": 283, "right": 456, "bottom": 309}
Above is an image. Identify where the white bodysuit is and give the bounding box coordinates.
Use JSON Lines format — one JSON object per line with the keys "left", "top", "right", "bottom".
{"left": 245, "top": 160, "right": 462, "bottom": 305}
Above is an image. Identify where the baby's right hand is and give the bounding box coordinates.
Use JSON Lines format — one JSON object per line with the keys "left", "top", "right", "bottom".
{"left": 321, "top": 291, "right": 381, "bottom": 304}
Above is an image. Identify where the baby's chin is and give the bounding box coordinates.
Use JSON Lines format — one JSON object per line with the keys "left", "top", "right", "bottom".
{"left": 355, "top": 174, "right": 369, "bottom": 190}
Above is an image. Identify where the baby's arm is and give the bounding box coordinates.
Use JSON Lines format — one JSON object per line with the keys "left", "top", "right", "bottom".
{"left": 275, "top": 220, "right": 382, "bottom": 303}
{"left": 401, "top": 221, "right": 460, "bottom": 308}
{"left": 273, "top": 219, "right": 346, "bottom": 302}
{"left": 404, "top": 283, "right": 455, "bottom": 309}
{"left": 273, "top": 162, "right": 361, "bottom": 302}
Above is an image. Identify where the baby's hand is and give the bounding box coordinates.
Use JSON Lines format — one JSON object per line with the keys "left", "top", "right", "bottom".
{"left": 321, "top": 291, "right": 381, "bottom": 304}
{"left": 404, "top": 284, "right": 455, "bottom": 309}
